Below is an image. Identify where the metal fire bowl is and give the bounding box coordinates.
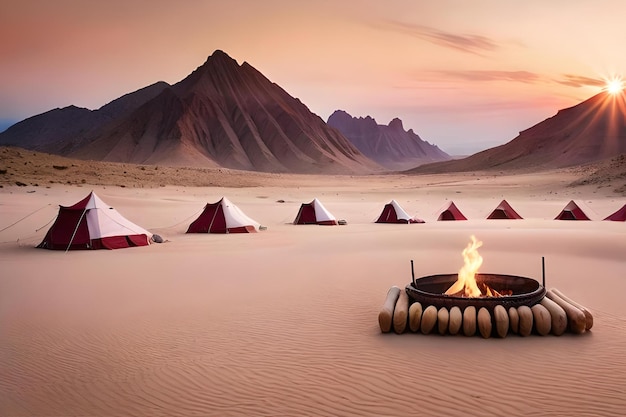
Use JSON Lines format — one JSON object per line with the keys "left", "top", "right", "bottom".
{"left": 405, "top": 273, "right": 546, "bottom": 313}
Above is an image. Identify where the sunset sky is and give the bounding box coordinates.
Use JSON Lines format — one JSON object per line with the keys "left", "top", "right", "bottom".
{"left": 2, "top": 0, "right": 625, "bottom": 154}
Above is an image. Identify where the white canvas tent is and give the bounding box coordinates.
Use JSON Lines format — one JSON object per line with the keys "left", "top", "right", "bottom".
{"left": 293, "top": 198, "right": 338, "bottom": 225}
{"left": 375, "top": 200, "right": 424, "bottom": 223}
{"left": 187, "top": 197, "right": 261, "bottom": 233}
{"left": 38, "top": 191, "right": 152, "bottom": 250}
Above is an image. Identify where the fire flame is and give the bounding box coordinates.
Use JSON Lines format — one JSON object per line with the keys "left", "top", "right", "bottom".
{"left": 445, "top": 235, "right": 483, "bottom": 297}
{"left": 443, "top": 236, "right": 512, "bottom": 297}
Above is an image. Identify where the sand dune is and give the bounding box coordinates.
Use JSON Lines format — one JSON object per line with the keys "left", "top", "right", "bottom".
{"left": 1, "top": 172, "right": 625, "bottom": 416}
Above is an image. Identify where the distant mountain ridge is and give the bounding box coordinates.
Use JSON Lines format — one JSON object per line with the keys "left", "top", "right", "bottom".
{"left": 0, "top": 82, "right": 171, "bottom": 153}
{"left": 411, "top": 91, "right": 626, "bottom": 173}
{"left": 0, "top": 50, "right": 380, "bottom": 174}
{"left": 327, "top": 110, "right": 450, "bottom": 170}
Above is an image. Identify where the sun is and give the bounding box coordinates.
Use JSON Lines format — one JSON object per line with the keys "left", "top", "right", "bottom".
{"left": 605, "top": 77, "right": 623, "bottom": 94}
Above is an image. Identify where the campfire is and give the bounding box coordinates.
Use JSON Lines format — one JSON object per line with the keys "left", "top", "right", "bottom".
{"left": 444, "top": 235, "right": 512, "bottom": 298}
{"left": 404, "top": 235, "right": 546, "bottom": 315}
{"left": 378, "top": 234, "right": 594, "bottom": 338}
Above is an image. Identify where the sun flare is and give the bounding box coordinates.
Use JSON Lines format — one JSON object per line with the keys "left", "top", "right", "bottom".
{"left": 605, "top": 77, "right": 623, "bottom": 94}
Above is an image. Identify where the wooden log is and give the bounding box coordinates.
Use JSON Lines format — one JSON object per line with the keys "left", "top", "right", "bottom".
{"left": 517, "top": 306, "right": 533, "bottom": 337}
{"left": 508, "top": 307, "right": 519, "bottom": 334}
{"left": 494, "top": 305, "right": 509, "bottom": 338}
{"left": 540, "top": 296, "right": 567, "bottom": 336}
{"left": 420, "top": 305, "right": 438, "bottom": 334}
{"left": 552, "top": 288, "right": 593, "bottom": 331}
{"left": 408, "top": 302, "right": 423, "bottom": 332}
{"left": 462, "top": 306, "right": 477, "bottom": 337}
{"left": 392, "top": 290, "right": 410, "bottom": 334}
{"left": 378, "top": 286, "right": 401, "bottom": 333}
{"left": 531, "top": 304, "right": 551, "bottom": 336}
{"left": 448, "top": 306, "right": 463, "bottom": 335}
{"left": 437, "top": 307, "right": 449, "bottom": 335}
{"left": 477, "top": 307, "right": 492, "bottom": 339}
{"left": 546, "top": 290, "right": 586, "bottom": 334}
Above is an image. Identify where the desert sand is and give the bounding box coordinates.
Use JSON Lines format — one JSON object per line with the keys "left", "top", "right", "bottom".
{"left": 1, "top": 167, "right": 626, "bottom": 416}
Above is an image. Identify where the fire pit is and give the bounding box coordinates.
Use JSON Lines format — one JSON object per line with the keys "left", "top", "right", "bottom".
{"left": 378, "top": 235, "right": 593, "bottom": 337}
{"left": 405, "top": 273, "right": 546, "bottom": 313}
{"left": 407, "top": 235, "right": 545, "bottom": 312}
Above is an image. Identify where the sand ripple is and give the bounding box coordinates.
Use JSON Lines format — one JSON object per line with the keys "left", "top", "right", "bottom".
{"left": 2, "top": 186, "right": 626, "bottom": 416}
{"left": 2, "top": 291, "right": 626, "bottom": 417}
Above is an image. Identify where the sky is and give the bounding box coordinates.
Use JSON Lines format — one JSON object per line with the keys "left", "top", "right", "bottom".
{"left": 1, "top": 0, "right": 625, "bottom": 155}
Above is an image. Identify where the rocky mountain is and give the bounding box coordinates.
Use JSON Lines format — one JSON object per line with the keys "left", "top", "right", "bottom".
{"left": 0, "top": 51, "right": 380, "bottom": 174}
{"left": 327, "top": 110, "right": 450, "bottom": 170}
{"left": 411, "top": 90, "right": 626, "bottom": 173}
{"left": 0, "top": 82, "right": 170, "bottom": 153}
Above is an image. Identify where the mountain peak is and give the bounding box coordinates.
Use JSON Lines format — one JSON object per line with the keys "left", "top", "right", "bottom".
{"left": 388, "top": 118, "right": 404, "bottom": 131}
{"left": 207, "top": 49, "right": 238, "bottom": 63}
{"left": 328, "top": 110, "right": 450, "bottom": 170}
{"left": 192, "top": 50, "right": 242, "bottom": 76}
{"left": 201, "top": 49, "right": 239, "bottom": 68}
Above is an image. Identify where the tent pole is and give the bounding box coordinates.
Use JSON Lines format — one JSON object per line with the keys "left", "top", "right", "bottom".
{"left": 65, "top": 208, "right": 88, "bottom": 253}
{"left": 208, "top": 200, "right": 223, "bottom": 233}
{"left": 541, "top": 256, "right": 546, "bottom": 288}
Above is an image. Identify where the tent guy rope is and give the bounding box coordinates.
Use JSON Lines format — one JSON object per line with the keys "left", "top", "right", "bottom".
{"left": 65, "top": 208, "right": 88, "bottom": 253}
{"left": 0, "top": 203, "right": 52, "bottom": 233}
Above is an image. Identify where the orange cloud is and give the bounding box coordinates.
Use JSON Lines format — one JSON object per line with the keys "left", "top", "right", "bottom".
{"left": 557, "top": 74, "right": 605, "bottom": 88}
{"left": 419, "top": 70, "right": 606, "bottom": 92}
{"left": 434, "top": 70, "right": 541, "bottom": 83}
{"left": 376, "top": 20, "right": 500, "bottom": 55}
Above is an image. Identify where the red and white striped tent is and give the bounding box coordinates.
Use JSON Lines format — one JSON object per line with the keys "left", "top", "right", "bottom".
{"left": 436, "top": 201, "right": 467, "bottom": 221}
{"left": 487, "top": 200, "right": 523, "bottom": 219}
{"left": 294, "top": 198, "right": 337, "bottom": 225}
{"left": 375, "top": 200, "right": 424, "bottom": 223}
{"left": 38, "top": 191, "right": 152, "bottom": 250}
{"left": 554, "top": 200, "right": 591, "bottom": 220}
{"left": 187, "top": 197, "right": 260, "bottom": 233}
